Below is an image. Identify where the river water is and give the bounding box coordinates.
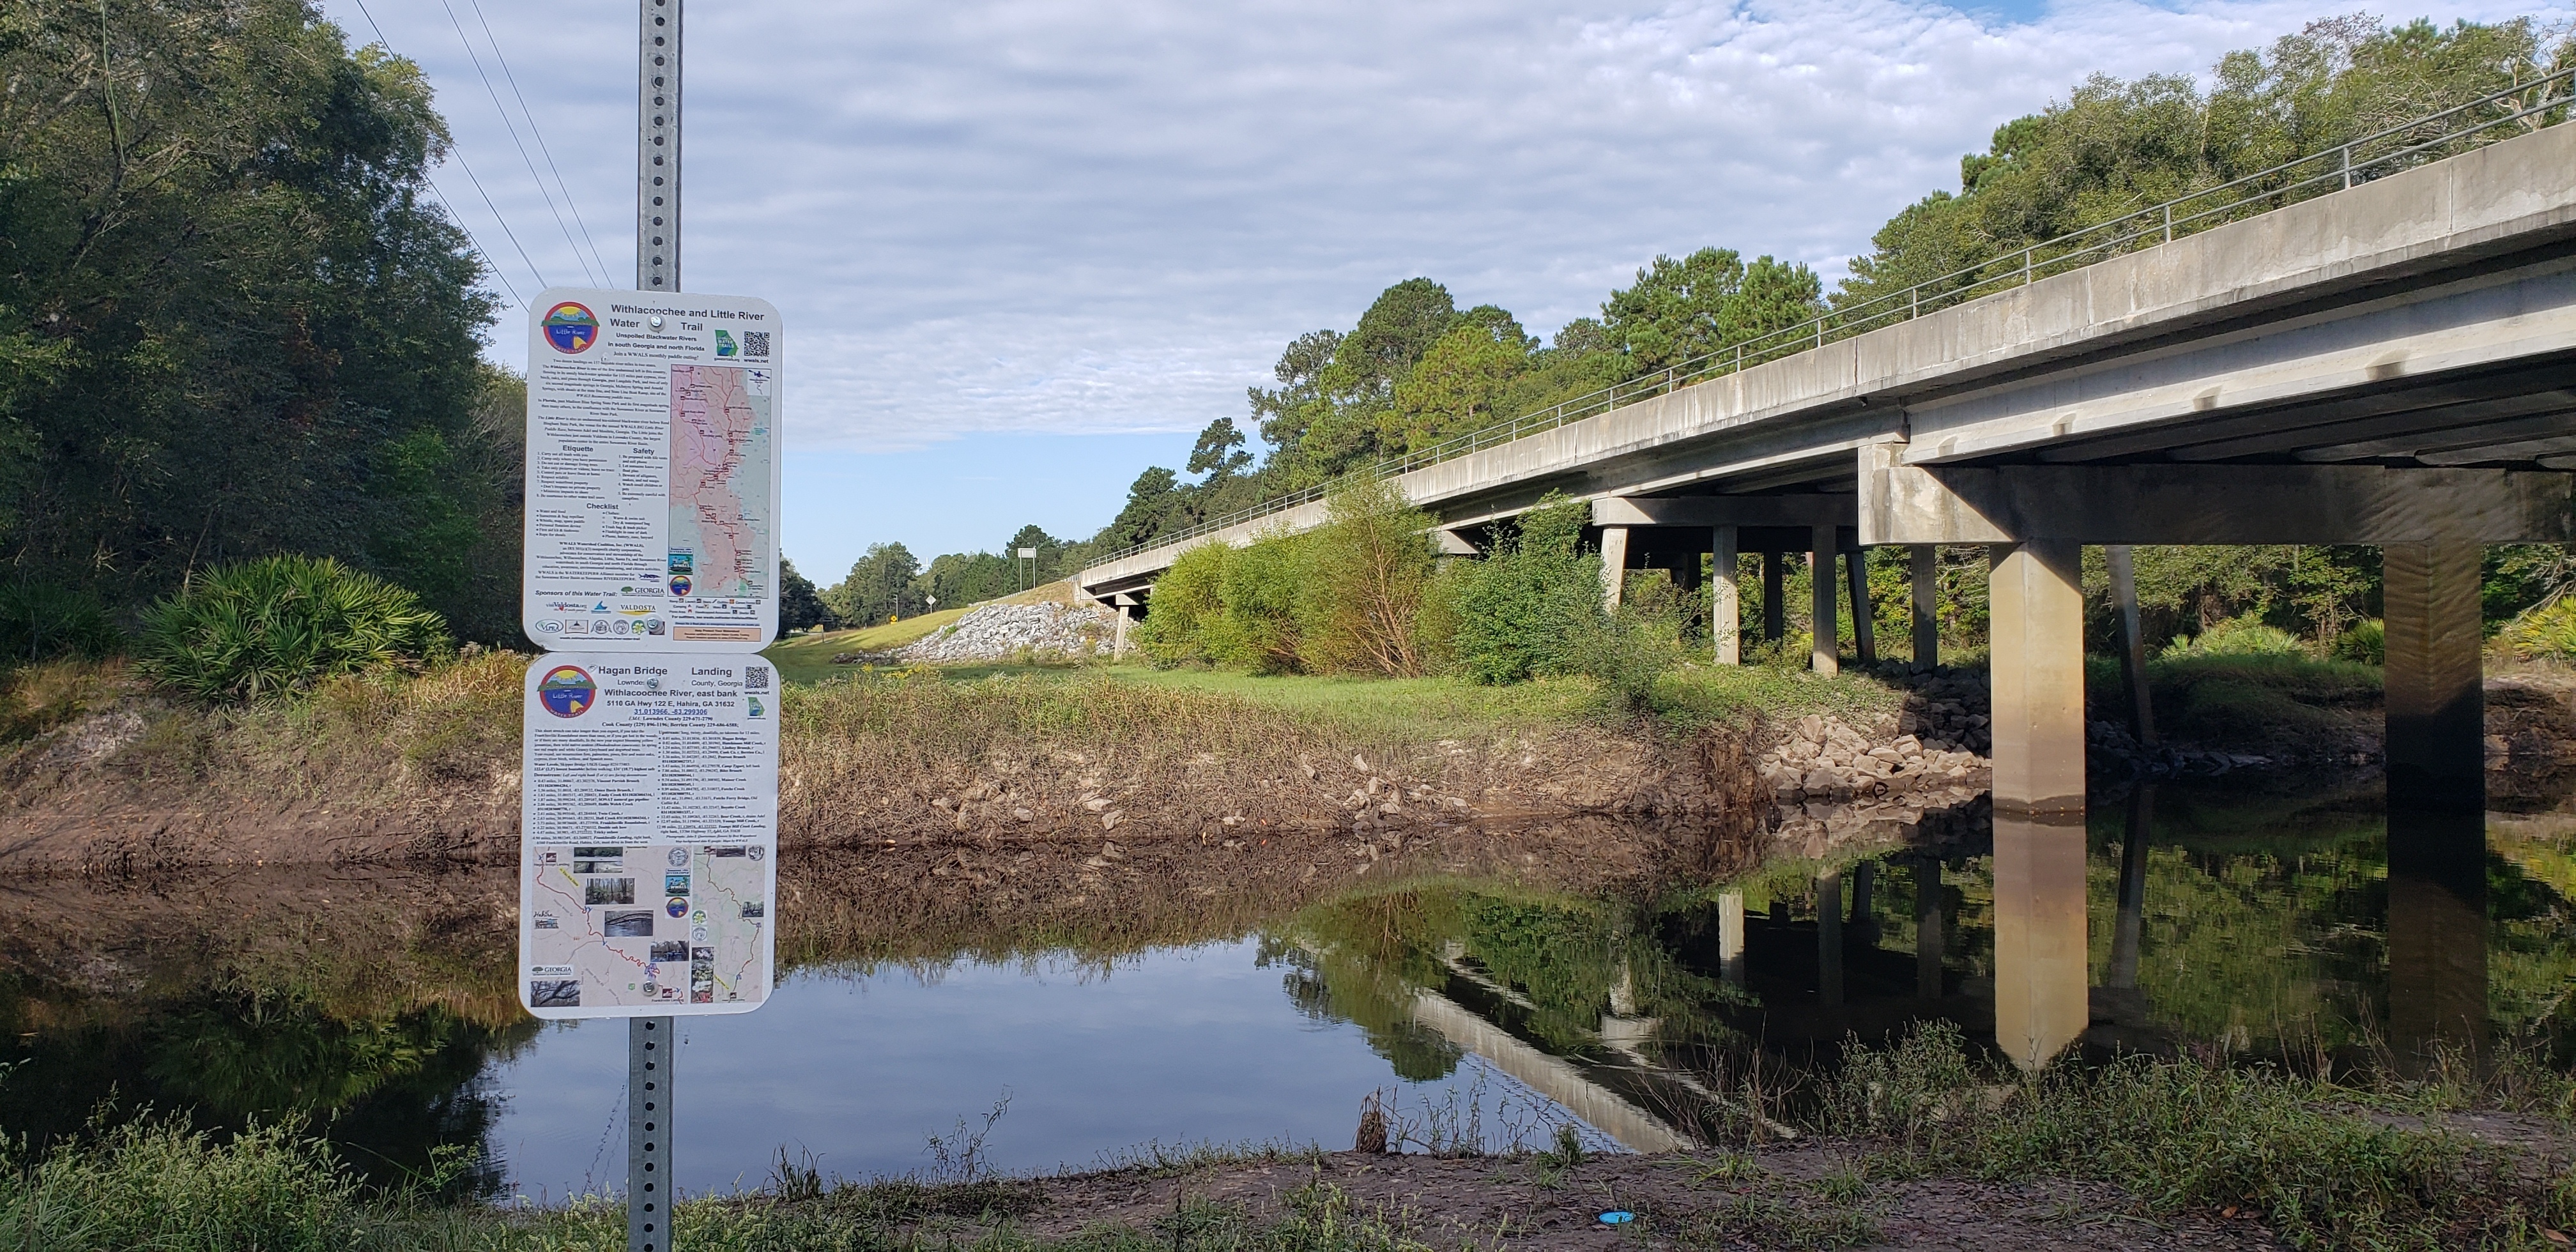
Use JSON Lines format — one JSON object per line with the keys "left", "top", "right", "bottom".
{"left": 6, "top": 772, "right": 2571, "bottom": 1200}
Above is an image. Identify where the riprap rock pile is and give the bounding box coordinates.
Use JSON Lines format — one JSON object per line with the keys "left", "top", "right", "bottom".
{"left": 839, "top": 601, "right": 1116, "bottom": 665}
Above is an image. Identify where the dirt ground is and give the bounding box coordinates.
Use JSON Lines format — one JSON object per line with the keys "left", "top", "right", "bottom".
{"left": 847, "top": 1148, "right": 2293, "bottom": 1251}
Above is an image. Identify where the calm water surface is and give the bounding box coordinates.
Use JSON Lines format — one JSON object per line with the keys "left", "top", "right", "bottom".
{"left": 8, "top": 773, "right": 2573, "bottom": 1199}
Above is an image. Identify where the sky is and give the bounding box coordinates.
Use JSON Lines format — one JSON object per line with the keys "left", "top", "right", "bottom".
{"left": 321, "top": 0, "right": 2567, "bottom": 580}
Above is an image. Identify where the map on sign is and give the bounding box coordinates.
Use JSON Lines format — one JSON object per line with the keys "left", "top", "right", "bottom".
{"left": 668, "top": 365, "right": 773, "bottom": 601}
{"left": 523, "top": 842, "right": 770, "bottom": 1011}
{"left": 518, "top": 654, "right": 778, "bottom": 1018}
{"left": 521, "top": 287, "right": 781, "bottom": 652}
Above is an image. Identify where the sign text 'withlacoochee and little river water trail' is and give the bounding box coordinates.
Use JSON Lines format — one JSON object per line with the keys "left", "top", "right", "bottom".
{"left": 518, "top": 287, "right": 784, "bottom": 1020}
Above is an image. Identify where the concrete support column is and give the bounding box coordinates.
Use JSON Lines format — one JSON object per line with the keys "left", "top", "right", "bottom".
{"left": 1816, "top": 866, "right": 1843, "bottom": 1007}
{"left": 1712, "top": 526, "right": 1740, "bottom": 666}
{"left": 1910, "top": 545, "right": 1939, "bottom": 669}
{"left": 1913, "top": 859, "right": 1943, "bottom": 1000}
{"left": 1599, "top": 526, "right": 1631, "bottom": 611}
{"left": 1717, "top": 889, "right": 1746, "bottom": 988}
{"left": 1111, "top": 606, "right": 1130, "bottom": 658}
{"left": 2382, "top": 540, "right": 2488, "bottom": 1064}
{"left": 1988, "top": 542, "right": 2087, "bottom": 814}
{"left": 2108, "top": 786, "right": 2154, "bottom": 990}
{"left": 2388, "top": 807, "right": 2490, "bottom": 1065}
{"left": 2106, "top": 546, "right": 2158, "bottom": 747}
{"left": 2383, "top": 541, "right": 2487, "bottom": 815}
{"left": 1846, "top": 548, "right": 1876, "bottom": 666}
{"left": 1993, "top": 812, "right": 2090, "bottom": 1073}
{"left": 1809, "top": 526, "right": 1839, "bottom": 676}
{"left": 1762, "top": 552, "right": 1785, "bottom": 643}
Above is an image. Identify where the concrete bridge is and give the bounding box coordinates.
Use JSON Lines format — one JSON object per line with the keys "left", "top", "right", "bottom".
{"left": 1082, "top": 116, "right": 2574, "bottom": 809}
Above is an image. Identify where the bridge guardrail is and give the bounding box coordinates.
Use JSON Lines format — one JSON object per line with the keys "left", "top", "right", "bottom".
{"left": 1093, "top": 66, "right": 2575, "bottom": 569}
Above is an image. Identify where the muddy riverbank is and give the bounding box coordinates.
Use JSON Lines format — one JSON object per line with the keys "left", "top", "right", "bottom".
{"left": 2, "top": 655, "right": 2570, "bottom": 879}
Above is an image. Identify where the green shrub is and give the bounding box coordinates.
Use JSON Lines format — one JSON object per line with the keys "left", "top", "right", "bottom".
{"left": 1446, "top": 493, "right": 1601, "bottom": 684}
{"left": 2333, "top": 617, "right": 2386, "bottom": 665}
{"left": 138, "top": 556, "right": 452, "bottom": 704}
{"left": 1216, "top": 533, "right": 1308, "bottom": 673}
{"left": 1296, "top": 477, "right": 1439, "bottom": 676}
{"left": 2504, "top": 597, "right": 2576, "bottom": 662}
{"left": 0, "top": 581, "right": 123, "bottom": 661}
{"left": 2159, "top": 615, "right": 2308, "bottom": 660}
{"left": 1133, "top": 541, "right": 1230, "bottom": 668}
{"left": 1571, "top": 604, "right": 1685, "bottom": 716}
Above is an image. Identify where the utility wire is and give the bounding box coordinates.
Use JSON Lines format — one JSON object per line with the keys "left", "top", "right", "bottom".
{"left": 349, "top": 0, "right": 546, "bottom": 303}
{"left": 471, "top": 0, "right": 616, "bottom": 285}
{"left": 437, "top": 0, "right": 601, "bottom": 287}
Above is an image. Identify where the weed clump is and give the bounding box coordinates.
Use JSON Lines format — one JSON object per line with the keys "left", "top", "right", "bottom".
{"left": 0, "top": 1115, "right": 358, "bottom": 1251}
{"left": 138, "top": 556, "right": 451, "bottom": 704}
{"left": 1823, "top": 1023, "right": 2574, "bottom": 1249}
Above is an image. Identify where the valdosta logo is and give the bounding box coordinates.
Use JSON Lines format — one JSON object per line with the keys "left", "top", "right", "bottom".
{"left": 542, "top": 302, "right": 599, "bottom": 353}
{"left": 537, "top": 666, "right": 597, "bottom": 717}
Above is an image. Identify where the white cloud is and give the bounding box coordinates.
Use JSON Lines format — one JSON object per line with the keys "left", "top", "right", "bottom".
{"left": 329, "top": 0, "right": 2565, "bottom": 454}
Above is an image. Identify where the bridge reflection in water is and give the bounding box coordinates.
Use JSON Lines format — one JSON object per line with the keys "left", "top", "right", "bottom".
{"left": 1291, "top": 774, "right": 2527, "bottom": 1153}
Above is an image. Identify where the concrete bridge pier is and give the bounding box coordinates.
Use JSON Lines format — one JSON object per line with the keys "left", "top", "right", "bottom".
{"left": 1845, "top": 548, "right": 1876, "bottom": 666}
{"left": 1761, "top": 553, "right": 1784, "bottom": 646}
{"left": 1712, "top": 526, "right": 1741, "bottom": 664}
{"left": 1717, "top": 889, "right": 1747, "bottom": 988}
{"left": 1810, "top": 526, "right": 1839, "bottom": 676}
{"left": 1909, "top": 546, "right": 1938, "bottom": 668}
{"left": 1109, "top": 592, "right": 1138, "bottom": 658}
{"left": 1913, "top": 858, "right": 1943, "bottom": 999}
{"left": 1816, "top": 866, "right": 1843, "bottom": 1007}
{"left": 2383, "top": 540, "right": 2491, "bottom": 1063}
{"left": 1993, "top": 811, "right": 2092, "bottom": 1073}
{"left": 1598, "top": 526, "right": 1632, "bottom": 609}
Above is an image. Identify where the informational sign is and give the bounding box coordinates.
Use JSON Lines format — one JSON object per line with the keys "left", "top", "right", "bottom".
{"left": 517, "top": 653, "right": 779, "bottom": 1018}
{"left": 523, "top": 287, "right": 783, "bottom": 651}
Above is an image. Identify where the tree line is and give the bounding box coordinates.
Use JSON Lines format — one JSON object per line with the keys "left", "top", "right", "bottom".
{"left": 1, "top": 0, "right": 522, "bottom": 643}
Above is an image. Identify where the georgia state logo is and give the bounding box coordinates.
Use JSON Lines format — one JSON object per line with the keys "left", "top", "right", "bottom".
{"left": 542, "top": 302, "right": 599, "bottom": 353}
{"left": 537, "top": 665, "right": 598, "bottom": 717}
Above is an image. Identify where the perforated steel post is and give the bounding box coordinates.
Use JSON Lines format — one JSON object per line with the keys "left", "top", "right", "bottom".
{"left": 632, "top": 5, "right": 680, "bottom": 1251}
{"left": 639, "top": 0, "right": 680, "bottom": 292}
{"left": 628, "top": 1017, "right": 673, "bottom": 1252}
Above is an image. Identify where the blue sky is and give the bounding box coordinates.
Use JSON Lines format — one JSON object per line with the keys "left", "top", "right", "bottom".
{"left": 323, "top": 0, "right": 2566, "bottom": 581}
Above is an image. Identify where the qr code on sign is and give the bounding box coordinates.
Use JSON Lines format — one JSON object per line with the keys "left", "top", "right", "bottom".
{"left": 742, "top": 331, "right": 770, "bottom": 358}
{"left": 745, "top": 664, "right": 770, "bottom": 692}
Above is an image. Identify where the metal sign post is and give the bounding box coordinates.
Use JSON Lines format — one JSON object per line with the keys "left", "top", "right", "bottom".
{"left": 635, "top": 4, "right": 677, "bottom": 1250}
{"left": 518, "top": 10, "right": 781, "bottom": 1251}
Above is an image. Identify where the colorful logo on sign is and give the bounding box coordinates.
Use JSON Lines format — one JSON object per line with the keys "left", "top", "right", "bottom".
{"left": 542, "top": 302, "right": 599, "bottom": 353}
{"left": 669, "top": 574, "right": 693, "bottom": 597}
{"left": 537, "top": 666, "right": 597, "bottom": 717}
{"left": 713, "top": 329, "right": 738, "bottom": 357}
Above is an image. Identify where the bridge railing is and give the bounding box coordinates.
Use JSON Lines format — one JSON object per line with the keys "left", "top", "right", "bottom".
{"left": 1092, "top": 66, "right": 2575, "bottom": 569}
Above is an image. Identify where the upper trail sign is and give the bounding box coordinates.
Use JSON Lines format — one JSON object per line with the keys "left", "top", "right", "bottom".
{"left": 524, "top": 287, "right": 783, "bottom": 652}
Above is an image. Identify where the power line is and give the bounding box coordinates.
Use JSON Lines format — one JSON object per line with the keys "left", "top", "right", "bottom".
{"left": 349, "top": 0, "right": 549, "bottom": 301}
{"left": 436, "top": 0, "right": 602, "bottom": 287}
{"left": 470, "top": 0, "right": 616, "bottom": 285}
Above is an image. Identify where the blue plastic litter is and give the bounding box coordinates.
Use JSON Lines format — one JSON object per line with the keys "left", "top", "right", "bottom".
{"left": 1597, "top": 1210, "right": 1635, "bottom": 1225}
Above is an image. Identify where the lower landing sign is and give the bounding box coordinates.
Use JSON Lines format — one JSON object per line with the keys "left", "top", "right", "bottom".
{"left": 518, "top": 653, "right": 779, "bottom": 1018}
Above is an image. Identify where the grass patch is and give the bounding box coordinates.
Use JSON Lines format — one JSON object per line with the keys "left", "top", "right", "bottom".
{"left": 2086, "top": 652, "right": 2381, "bottom": 751}
{"left": 111, "top": 650, "right": 524, "bottom": 799}
{"left": 0, "top": 1118, "right": 1452, "bottom": 1251}
{"left": 1823, "top": 1021, "right": 2575, "bottom": 1250}
{"left": 949, "top": 662, "right": 1902, "bottom": 744}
